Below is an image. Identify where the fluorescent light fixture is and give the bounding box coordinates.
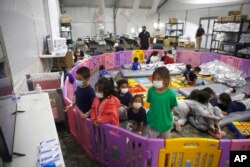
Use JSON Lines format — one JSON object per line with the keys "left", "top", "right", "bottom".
{"left": 154, "top": 22, "right": 158, "bottom": 29}
{"left": 176, "top": 0, "right": 243, "bottom": 4}
{"left": 138, "top": 27, "right": 142, "bottom": 32}
{"left": 131, "top": 28, "right": 135, "bottom": 33}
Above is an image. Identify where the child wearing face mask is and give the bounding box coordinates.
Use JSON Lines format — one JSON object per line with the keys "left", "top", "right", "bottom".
{"left": 147, "top": 67, "right": 178, "bottom": 139}
{"left": 90, "top": 78, "right": 120, "bottom": 126}
{"left": 117, "top": 79, "right": 132, "bottom": 121}
{"left": 65, "top": 66, "right": 95, "bottom": 119}
{"left": 127, "top": 95, "right": 147, "bottom": 135}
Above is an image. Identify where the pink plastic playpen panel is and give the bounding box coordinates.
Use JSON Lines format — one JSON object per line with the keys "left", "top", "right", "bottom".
{"left": 231, "top": 139, "right": 250, "bottom": 151}
{"left": 177, "top": 51, "right": 201, "bottom": 67}
{"left": 220, "top": 55, "right": 242, "bottom": 69}
{"left": 105, "top": 53, "right": 115, "bottom": 70}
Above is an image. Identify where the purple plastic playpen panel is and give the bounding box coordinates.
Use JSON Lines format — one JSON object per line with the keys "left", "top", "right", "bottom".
{"left": 103, "top": 124, "right": 152, "bottom": 167}
{"left": 120, "top": 50, "right": 132, "bottom": 65}
{"left": 176, "top": 50, "right": 182, "bottom": 63}
{"left": 89, "top": 56, "right": 101, "bottom": 71}
{"left": 147, "top": 138, "right": 165, "bottom": 167}
{"left": 75, "top": 107, "right": 92, "bottom": 157}
{"left": 231, "top": 139, "right": 250, "bottom": 151}
{"left": 219, "top": 139, "right": 231, "bottom": 167}
{"left": 239, "top": 58, "right": 250, "bottom": 75}
{"left": 74, "top": 107, "right": 82, "bottom": 144}
{"left": 200, "top": 52, "right": 221, "bottom": 64}
{"left": 65, "top": 100, "right": 77, "bottom": 138}
{"left": 105, "top": 53, "right": 115, "bottom": 70}
{"left": 177, "top": 51, "right": 201, "bottom": 67}
{"left": 85, "top": 119, "right": 96, "bottom": 159}
{"left": 220, "top": 55, "right": 242, "bottom": 69}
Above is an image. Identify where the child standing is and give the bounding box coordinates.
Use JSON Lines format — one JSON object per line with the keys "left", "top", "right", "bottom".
{"left": 147, "top": 67, "right": 178, "bottom": 139}
{"left": 131, "top": 57, "right": 141, "bottom": 70}
{"left": 65, "top": 67, "right": 95, "bottom": 119}
{"left": 127, "top": 95, "right": 147, "bottom": 135}
{"left": 117, "top": 79, "right": 132, "bottom": 121}
{"left": 90, "top": 78, "right": 120, "bottom": 126}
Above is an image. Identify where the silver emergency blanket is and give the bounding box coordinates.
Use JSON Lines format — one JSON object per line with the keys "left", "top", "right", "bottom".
{"left": 199, "top": 60, "right": 246, "bottom": 87}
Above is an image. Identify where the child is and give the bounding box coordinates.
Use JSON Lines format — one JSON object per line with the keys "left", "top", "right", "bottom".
{"left": 187, "top": 67, "right": 201, "bottom": 85}
{"left": 173, "top": 89, "right": 200, "bottom": 132}
{"left": 217, "top": 92, "right": 250, "bottom": 115}
{"left": 90, "top": 78, "right": 120, "bottom": 126}
{"left": 147, "top": 67, "right": 178, "bottom": 139}
{"left": 99, "top": 65, "right": 112, "bottom": 79}
{"left": 183, "top": 64, "right": 192, "bottom": 80}
{"left": 65, "top": 67, "right": 95, "bottom": 119}
{"left": 127, "top": 95, "right": 147, "bottom": 135}
{"left": 164, "top": 50, "right": 175, "bottom": 64}
{"left": 194, "top": 90, "right": 224, "bottom": 139}
{"left": 131, "top": 57, "right": 141, "bottom": 70}
{"left": 203, "top": 87, "right": 236, "bottom": 106}
{"left": 117, "top": 79, "right": 132, "bottom": 121}
{"left": 146, "top": 51, "right": 158, "bottom": 64}
{"left": 74, "top": 47, "right": 84, "bottom": 62}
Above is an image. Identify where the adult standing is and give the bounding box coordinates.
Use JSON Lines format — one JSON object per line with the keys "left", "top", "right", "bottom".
{"left": 195, "top": 24, "right": 205, "bottom": 51}
{"left": 138, "top": 26, "right": 150, "bottom": 50}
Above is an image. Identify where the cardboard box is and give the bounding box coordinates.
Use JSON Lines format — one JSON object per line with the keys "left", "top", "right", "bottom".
{"left": 217, "top": 16, "right": 222, "bottom": 22}
{"left": 169, "top": 18, "right": 177, "bottom": 24}
{"left": 60, "top": 13, "right": 71, "bottom": 23}
{"left": 188, "top": 42, "right": 195, "bottom": 48}
{"left": 228, "top": 11, "right": 241, "bottom": 16}
{"left": 163, "top": 39, "right": 170, "bottom": 46}
{"left": 222, "top": 16, "right": 235, "bottom": 22}
{"left": 169, "top": 37, "right": 177, "bottom": 43}
{"left": 235, "top": 15, "right": 248, "bottom": 21}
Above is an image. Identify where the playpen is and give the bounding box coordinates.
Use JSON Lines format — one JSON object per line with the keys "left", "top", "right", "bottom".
{"left": 63, "top": 50, "right": 250, "bottom": 167}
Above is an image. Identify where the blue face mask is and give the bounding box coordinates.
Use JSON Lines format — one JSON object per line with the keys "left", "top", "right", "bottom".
{"left": 76, "top": 79, "right": 83, "bottom": 87}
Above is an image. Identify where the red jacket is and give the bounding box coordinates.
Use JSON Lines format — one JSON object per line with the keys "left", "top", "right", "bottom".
{"left": 164, "top": 55, "right": 175, "bottom": 64}
{"left": 90, "top": 95, "right": 120, "bottom": 126}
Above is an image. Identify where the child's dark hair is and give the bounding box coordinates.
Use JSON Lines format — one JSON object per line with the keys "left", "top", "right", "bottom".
{"left": 186, "top": 64, "right": 192, "bottom": 70}
{"left": 202, "top": 87, "right": 215, "bottom": 96}
{"left": 117, "top": 79, "right": 128, "bottom": 88}
{"left": 172, "top": 44, "right": 177, "bottom": 49}
{"left": 187, "top": 89, "right": 200, "bottom": 100}
{"left": 152, "top": 67, "right": 170, "bottom": 83}
{"left": 95, "top": 77, "right": 116, "bottom": 99}
{"left": 76, "top": 66, "right": 91, "bottom": 79}
{"left": 129, "top": 94, "right": 144, "bottom": 107}
{"left": 151, "top": 51, "right": 159, "bottom": 56}
{"left": 194, "top": 67, "right": 201, "bottom": 72}
{"left": 133, "top": 57, "right": 139, "bottom": 62}
{"left": 197, "top": 90, "right": 210, "bottom": 104}
{"left": 167, "top": 50, "right": 172, "bottom": 54}
{"left": 99, "top": 65, "right": 105, "bottom": 71}
{"left": 219, "top": 93, "right": 232, "bottom": 107}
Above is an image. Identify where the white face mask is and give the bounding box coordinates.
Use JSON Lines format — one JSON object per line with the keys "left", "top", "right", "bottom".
{"left": 76, "top": 79, "right": 83, "bottom": 87}
{"left": 121, "top": 88, "right": 128, "bottom": 94}
{"left": 96, "top": 92, "right": 104, "bottom": 99}
{"left": 133, "top": 102, "right": 142, "bottom": 110}
{"left": 153, "top": 81, "right": 164, "bottom": 89}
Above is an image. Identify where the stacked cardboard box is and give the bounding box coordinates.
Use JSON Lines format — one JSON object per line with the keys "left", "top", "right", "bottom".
{"left": 169, "top": 18, "right": 177, "bottom": 24}
{"left": 60, "top": 13, "right": 71, "bottom": 23}
{"left": 217, "top": 11, "right": 248, "bottom": 22}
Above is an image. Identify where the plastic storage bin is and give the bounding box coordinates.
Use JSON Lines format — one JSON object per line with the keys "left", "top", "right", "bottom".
{"left": 26, "top": 72, "right": 65, "bottom": 122}
{"left": 132, "top": 50, "right": 145, "bottom": 63}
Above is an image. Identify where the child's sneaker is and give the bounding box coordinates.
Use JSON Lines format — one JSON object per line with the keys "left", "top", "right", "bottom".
{"left": 174, "top": 121, "right": 182, "bottom": 133}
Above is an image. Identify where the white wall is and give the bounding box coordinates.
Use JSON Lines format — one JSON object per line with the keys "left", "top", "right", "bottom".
{"left": 47, "top": 0, "right": 61, "bottom": 38}
{"left": 0, "top": 0, "right": 61, "bottom": 87}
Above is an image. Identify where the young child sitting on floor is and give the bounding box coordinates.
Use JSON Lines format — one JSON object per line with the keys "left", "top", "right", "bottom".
{"left": 193, "top": 90, "right": 225, "bottom": 139}
{"left": 117, "top": 79, "right": 132, "bottom": 121}
{"left": 127, "top": 95, "right": 147, "bottom": 135}
{"left": 131, "top": 57, "right": 141, "bottom": 70}
{"left": 161, "top": 50, "right": 175, "bottom": 64}
{"left": 90, "top": 78, "right": 120, "bottom": 126}
{"left": 146, "top": 51, "right": 159, "bottom": 64}
{"left": 217, "top": 92, "right": 250, "bottom": 115}
{"left": 186, "top": 67, "right": 201, "bottom": 85}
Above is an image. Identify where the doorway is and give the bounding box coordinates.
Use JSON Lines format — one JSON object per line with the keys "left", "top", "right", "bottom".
{"left": 199, "top": 17, "right": 217, "bottom": 49}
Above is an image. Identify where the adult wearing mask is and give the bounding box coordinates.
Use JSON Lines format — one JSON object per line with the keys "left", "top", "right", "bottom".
{"left": 138, "top": 26, "right": 150, "bottom": 50}
{"left": 195, "top": 24, "right": 205, "bottom": 51}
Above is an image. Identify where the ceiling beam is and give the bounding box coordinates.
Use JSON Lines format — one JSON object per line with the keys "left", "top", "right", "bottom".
{"left": 157, "top": 0, "right": 169, "bottom": 10}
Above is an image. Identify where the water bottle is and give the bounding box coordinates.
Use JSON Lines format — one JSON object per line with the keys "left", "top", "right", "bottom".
{"left": 36, "top": 84, "right": 42, "bottom": 94}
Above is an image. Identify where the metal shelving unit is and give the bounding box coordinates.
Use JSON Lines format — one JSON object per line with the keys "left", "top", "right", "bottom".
{"left": 165, "top": 22, "right": 184, "bottom": 46}
{"left": 60, "top": 23, "right": 72, "bottom": 45}
{"left": 210, "top": 19, "right": 250, "bottom": 58}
